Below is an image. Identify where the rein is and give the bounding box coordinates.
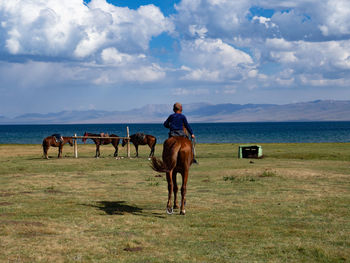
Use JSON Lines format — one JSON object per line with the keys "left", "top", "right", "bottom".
{"left": 192, "top": 137, "right": 198, "bottom": 164}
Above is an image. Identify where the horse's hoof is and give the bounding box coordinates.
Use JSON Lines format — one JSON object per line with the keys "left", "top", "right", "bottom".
{"left": 166, "top": 207, "right": 173, "bottom": 215}
{"left": 180, "top": 210, "right": 186, "bottom": 215}
{"left": 173, "top": 204, "right": 179, "bottom": 209}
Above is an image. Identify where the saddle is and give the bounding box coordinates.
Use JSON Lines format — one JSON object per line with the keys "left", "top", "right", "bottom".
{"left": 168, "top": 130, "right": 188, "bottom": 138}
{"left": 52, "top": 134, "right": 63, "bottom": 143}
{"left": 99, "top": 133, "right": 109, "bottom": 143}
{"left": 135, "top": 132, "right": 145, "bottom": 143}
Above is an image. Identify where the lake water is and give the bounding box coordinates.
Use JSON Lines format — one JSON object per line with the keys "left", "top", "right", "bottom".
{"left": 0, "top": 122, "right": 350, "bottom": 144}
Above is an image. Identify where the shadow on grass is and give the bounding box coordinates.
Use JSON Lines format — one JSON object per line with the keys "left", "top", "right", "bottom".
{"left": 81, "top": 201, "right": 145, "bottom": 216}
{"left": 84, "top": 201, "right": 166, "bottom": 218}
{"left": 94, "top": 201, "right": 143, "bottom": 215}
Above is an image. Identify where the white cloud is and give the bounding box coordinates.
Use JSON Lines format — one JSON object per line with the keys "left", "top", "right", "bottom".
{"left": 252, "top": 16, "right": 276, "bottom": 29}
{"left": 248, "top": 70, "right": 258, "bottom": 78}
{"left": 170, "top": 0, "right": 350, "bottom": 92}
{"left": 181, "top": 68, "right": 220, "bottom": 81}
{"left": 270, "top": 51, "right": 297, "bottom": 63}
{"left": 172, "top": 87, "right": 209, "bottom": 95}
{"left": 101, "top": 47, "right": 139, "bottom": 65}
{"left": 179, "top": 38, "right": 254, "bottom": 82}
{"left": 318, "top": 0, "right": 350, "bottom": 37}
{"left": 300, "top": 74, "right": 347, "bottom": 87}
{"left": 222, "top": 86, "right": 237, "bottom": 94}
{"left": 174, "top": 0, "right": 251, "bottom": 39}
{"left": 0, "top": 0, "right": 174, "bottom": 59}
{"left": 265, "top": 38, "right": 294, "bottom": 50}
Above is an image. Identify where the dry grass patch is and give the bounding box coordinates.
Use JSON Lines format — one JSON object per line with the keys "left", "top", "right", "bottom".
{"left": 0, "top": 143, "right": 349, "bottom": 262}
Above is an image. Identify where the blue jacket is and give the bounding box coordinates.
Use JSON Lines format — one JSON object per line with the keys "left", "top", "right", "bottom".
{"left": 163, "top": 113, "right": 193, "bottom": 135}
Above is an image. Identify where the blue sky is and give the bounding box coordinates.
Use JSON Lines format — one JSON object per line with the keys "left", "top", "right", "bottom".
{"left": 1, "top": 0, "right": 350, "bottom": 117}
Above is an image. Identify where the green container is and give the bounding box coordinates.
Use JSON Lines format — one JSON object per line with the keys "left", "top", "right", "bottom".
{"left": 238, "top": 145, "right": 263, "bottom": 159}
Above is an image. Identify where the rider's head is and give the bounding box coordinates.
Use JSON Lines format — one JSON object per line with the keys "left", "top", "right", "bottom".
{"left": 173, "top": 102, "right": 182, "bottom": 113}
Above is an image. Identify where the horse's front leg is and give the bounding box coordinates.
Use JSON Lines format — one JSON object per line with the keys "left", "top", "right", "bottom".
{"left": 58, "top": 145, "right": 63, "bottom": 158}
{"left": 113, "top": 145, "right": 118, "bottom": 157}
{"left": 180, "top": 169, "right": 189, "bottom": 215}
{"left": 95, "top": 144, "right": 100, "bottom": 158}
{"left": 166, "top": 171, "right": 174, "bottom": 214}
{"left": 135, "top": 145, "right": 139, "bottom": 157}
{"left": 173, "top": 172, "right": 179, "bottom": 209}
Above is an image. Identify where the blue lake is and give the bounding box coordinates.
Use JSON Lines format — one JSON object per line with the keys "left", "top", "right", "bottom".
{"left": 0, "top": 122, "right": 350, "bottom": 144}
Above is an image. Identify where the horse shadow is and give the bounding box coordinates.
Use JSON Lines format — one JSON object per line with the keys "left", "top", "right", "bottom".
{"left": 84, "top": 201, "right": 165, "bottom": 218}
{"left": 88, "top": 201, "right": 143, "bottom": 215}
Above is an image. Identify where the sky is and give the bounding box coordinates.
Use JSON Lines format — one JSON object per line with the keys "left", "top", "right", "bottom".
{"left": 1, "top": 0, "right": 350, "bottom": 117}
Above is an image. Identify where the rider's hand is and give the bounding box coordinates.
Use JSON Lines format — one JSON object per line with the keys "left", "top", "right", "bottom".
{"left": 191, "top": 134, "right": 195, "bottom": 139}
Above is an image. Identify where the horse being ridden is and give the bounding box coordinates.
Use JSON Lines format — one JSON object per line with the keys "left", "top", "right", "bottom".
{"left": 42, "top": 135, "right": 73, "bottom": 159}
{"left": 82, "top": 132, "right": 120, "bottom": 158}
{"left": 122, "top": 133, "right": 157, "bottom": 158}
{"left": 151, "top": 136, "right": 193, "bottom": 215}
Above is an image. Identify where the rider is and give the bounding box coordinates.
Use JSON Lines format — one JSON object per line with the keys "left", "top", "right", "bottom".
{"left": 164, "top": 102, "right": 197, "bottom": 163}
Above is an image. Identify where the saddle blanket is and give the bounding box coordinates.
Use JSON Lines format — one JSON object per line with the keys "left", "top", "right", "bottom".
{"left": 52, "top": 134, "right": 63, "bottom": 143}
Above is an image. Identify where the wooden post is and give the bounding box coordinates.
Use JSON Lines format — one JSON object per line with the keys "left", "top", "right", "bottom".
{"left": 74, "top": 133, "right": 78, "bottom": 158}
{"left": 126, "top": 126, "right": 130, "bottom": 158}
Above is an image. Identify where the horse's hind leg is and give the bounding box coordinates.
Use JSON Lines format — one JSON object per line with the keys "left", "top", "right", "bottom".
{"left": 95, "top": 145, "right": 100, "bottom": 158}
{"left": 149, "top": 144, "right": 155, "bottom": 158}
{"left": 173, "top": 172, "right": 179, "bottom": 209}
{"left": 180, "top": 169, "right": 189, "bottom": 215}
{"left": 166, "top": 171, "right": 174, "bottom": 214}
{"left": 148, "top": 140, "right": 156, "bottom": 158}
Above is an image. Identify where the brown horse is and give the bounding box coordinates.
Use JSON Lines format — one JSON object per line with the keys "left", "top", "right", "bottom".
{"left": 122, "top": 133, "right": 156, "bottom": 158}
{"left": 82, "top": 132, "right": 120, "bottom": 158}
{"left": 151, "top": 136, "right": 193, "bottom": 215}
{"left": 42, "top": 135, "right": 73, "bottom": 159}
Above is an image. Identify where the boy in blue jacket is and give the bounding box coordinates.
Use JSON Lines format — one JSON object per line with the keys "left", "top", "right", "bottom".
{"left": 164, "top": 102, "right": 197, "bottom": 163}
{"left": 164, "top": 102, "right": 195, "bottom": 139}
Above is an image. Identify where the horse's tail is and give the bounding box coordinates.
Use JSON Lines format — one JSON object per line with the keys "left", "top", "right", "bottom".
{"left": 42, "top": 138, "right": 48, "bottom": 156}
{"left": 151, "top": 157, "right": 168, "bottom": 173}
{"left": 150, "top": 138, "right": 181, "bottom": 173}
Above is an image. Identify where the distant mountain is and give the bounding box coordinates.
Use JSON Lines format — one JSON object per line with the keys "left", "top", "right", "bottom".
{"left": 1, "top": 100, "right": 349, "bottom": 124}
{"left": 0, "top": 115, "right": 9, "bottom": 122}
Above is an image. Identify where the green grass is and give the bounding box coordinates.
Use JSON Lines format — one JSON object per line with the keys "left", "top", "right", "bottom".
{"left": 0, "top": 143, "right": 349, "bottom": 262}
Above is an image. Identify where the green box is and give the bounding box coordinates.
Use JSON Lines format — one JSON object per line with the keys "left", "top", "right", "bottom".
{"left": 238, "top": 145, "right": 263, "bottom": 158}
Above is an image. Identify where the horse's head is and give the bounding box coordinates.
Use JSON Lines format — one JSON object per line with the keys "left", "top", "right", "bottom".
{"left": 121, "top": 138, "right": 127, "bottom": 147}
{"left": 82, "top": 132, "right": 88, "bottom": 144}
{"left": 68, "top": 137, "right": 73, "bottom": 146}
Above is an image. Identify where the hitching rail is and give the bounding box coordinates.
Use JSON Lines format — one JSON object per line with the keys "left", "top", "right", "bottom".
{"left": 72, "top": 136, "right": 129, "bottom": 139}
{"left": 71, "top": 126, "right": 131, "bottom": 158}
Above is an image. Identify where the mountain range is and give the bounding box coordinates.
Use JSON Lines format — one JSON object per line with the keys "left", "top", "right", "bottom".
{"left": 1, "top": 100, "right": 349, "bottom": 124}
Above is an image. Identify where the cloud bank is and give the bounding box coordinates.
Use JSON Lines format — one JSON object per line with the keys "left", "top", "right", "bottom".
{"left": 0, "top": 0, "right": 350, "bottom": 115}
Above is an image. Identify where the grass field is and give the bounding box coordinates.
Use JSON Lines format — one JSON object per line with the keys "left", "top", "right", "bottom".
{"left": 0, "top": 143, "right": 349, "bottom": 262}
